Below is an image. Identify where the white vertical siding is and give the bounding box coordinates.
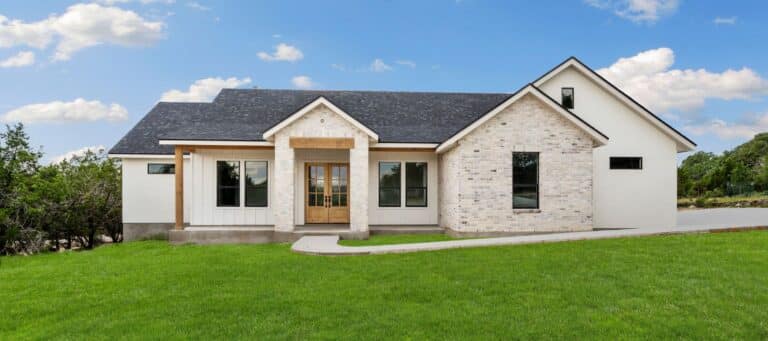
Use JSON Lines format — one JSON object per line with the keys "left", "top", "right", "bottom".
{"left": 368, "top": 151, "right": 439, "bottom": 225}
{"left": 189, "top": 149, "right": 275, "bottom": 226}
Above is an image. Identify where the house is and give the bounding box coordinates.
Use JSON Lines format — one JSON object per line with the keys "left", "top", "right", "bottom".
{"left": 108, "top": 57, "right": 696, "bottom": 243}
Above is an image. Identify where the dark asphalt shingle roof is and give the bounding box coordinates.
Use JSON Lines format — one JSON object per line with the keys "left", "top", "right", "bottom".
{"left": 109, "top": 89, "right": 512, "bottom": 155}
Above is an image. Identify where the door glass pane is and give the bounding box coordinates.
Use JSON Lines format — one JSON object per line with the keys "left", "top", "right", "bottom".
{"left": 339, "top": 194, "right": 347, "bottom": 207}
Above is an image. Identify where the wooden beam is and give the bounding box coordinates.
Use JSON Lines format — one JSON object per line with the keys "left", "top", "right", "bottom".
{"left": 289, "top": 137, "right": 355, "bottom": 149}
{"left": 174, "top": 146, "right": 184, "bottom": 230}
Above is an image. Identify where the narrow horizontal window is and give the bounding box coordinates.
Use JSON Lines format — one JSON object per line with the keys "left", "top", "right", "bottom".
{"left": 405, "top": 162, "right": 427, "bottom": 207}
{"left": 245, "top": 161, "right": 268, "bottom": 207}
{"left": 610, "top": 157, "right": 642, "bottom": 170}
{"left": 561, "top": 87, "right": 574, "bottom": 109}
{"left": 217, "top": 161, "right": 240, "bottom": 207}
{"left": 513, "top": 152, "right": 539, "bottom": 209}
{"left": 147, "top": 163, "right": 174, "bottom": 174}
{"left": 379, "top": 162, "right": 401, "bottom": 207}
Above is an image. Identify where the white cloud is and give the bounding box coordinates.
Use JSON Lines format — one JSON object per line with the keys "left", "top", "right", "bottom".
{"left": 0, "top": 51, "right": 34, "bottom": 68}
{"left": 96, "top": 0, "right": 176, "bottom": 5}
{"left": 685, "top": 114, "right": 768, "bottom": 140}
{"left": 395, "top": 59, "right": 416, "bottom": 68}
{"left": 291, "top": 75, "right": 314, "bottom": 89}
{"left": 257, "top": 43, "right": 303, "bottom": 62}
{"left": 160, "top": 77, "right": 251, "bottom": 102}
{"left": 331, "top": 63, "right": 346, "bottom": 71}
{"left": 714, "top": 16, "right": 737, "bottom": 25}
{"left": 585, "top": 0, "right": 679, "bottom": 23}
{"left": 370, "top": 58, "right": 392, "bottom": 72}
{"left": 0, "top": 3, "right": 165, "bottom": 61}
{"left": 186, "top": 2, "right": 210, "bottom": 11}
{"left": 272, "top": 34, "right": 281, "bottom": 38}
{"left": 2, "top": 99, "right": 128, "bottom": 124}
{"left": 597, "top": 47, "right": 768, "bottom": 112}
{"left": 51, "top": 145, "right": 106, "bottom": 164}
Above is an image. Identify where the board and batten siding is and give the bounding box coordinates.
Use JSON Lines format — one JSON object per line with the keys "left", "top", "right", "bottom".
{"left": 538, "top": 66, "right": 678, "bottom": 229}
{"left": 368, "top": 151, "right": 439, "bottom": 225}
{"left": 122, "top": 158, "right": 191, "bottom": 224}
{"left": 189, "top": 149, "right": 275, "bottom": 226}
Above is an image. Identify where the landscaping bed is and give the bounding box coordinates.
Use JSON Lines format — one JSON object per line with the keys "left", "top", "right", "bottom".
{"left": 678, "top": 195, "right": 768, "bottom": 209}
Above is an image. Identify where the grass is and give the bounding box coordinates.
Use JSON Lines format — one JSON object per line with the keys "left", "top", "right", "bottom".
{"left": 1, "top": 232, "right": 768, "bottom": 339}
{"left": 338, "top": 233, "right": 458, "bottom": 246}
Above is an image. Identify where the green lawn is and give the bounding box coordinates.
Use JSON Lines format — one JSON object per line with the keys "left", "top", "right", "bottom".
{"left": 2, "top": 232, "right": 768, "bottom": 339}
{"left": 338, "top": 233, "right": 458, "bottom": 246}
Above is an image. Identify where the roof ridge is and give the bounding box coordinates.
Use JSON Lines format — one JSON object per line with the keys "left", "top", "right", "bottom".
{"left": 217, "top": 88, "right": 512, "bottom": 96}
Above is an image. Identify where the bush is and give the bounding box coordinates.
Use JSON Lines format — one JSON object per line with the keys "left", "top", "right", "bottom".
{"left": 0, "top": 124, "right": 122, "bottom": 255}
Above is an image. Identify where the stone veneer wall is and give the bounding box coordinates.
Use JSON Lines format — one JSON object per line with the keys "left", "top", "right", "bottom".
{"left": 273, "top": 104, "right": 370, "bottom": 233}
{"left": 438, "top": 94, "right": 594, "bottom": 233}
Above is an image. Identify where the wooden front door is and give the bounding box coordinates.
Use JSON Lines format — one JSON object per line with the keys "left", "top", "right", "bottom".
{"left": 305, "top": 163, "right": 350, "bottom": 224}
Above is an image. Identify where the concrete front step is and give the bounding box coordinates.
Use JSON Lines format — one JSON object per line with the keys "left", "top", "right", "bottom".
{"left": 169, "top": 225, "right": 445, "bottom": 245}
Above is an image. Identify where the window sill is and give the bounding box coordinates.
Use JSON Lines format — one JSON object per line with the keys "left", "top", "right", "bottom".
{"left": 513, "top": 209, "right": 541, "bottom": 214}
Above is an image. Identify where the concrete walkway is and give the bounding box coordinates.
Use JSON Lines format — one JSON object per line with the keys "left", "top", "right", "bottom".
{"left": 292, "top": 208, "right": 768, "bottom": 256}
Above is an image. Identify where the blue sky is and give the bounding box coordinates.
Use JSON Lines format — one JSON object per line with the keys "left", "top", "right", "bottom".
{"left": 0, "top": 0, "right": 766, "bottom": 162}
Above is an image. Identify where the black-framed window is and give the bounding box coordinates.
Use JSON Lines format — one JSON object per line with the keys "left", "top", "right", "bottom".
{"left": 217, "top": 161, "right": 240, "bottom": 207}
{"left": 610, "top": 157, "right": 643, "bottom": 170}
{"left": 245, "top": 161, "right": 268, "bottom": 207}
{"left": 561, "top": 87, "right": 574, "bottom": 109}
{"left": 513, "top": 152, "right": 539, "bottom": 209}
{"left": 147, "top": 163, "right": 174, "bottom": 174}
{"left": 379, "top": 162, "right": 401, "bottom": 207}
{"left": 405, "top": 162, "right": 427, "bottom": 207}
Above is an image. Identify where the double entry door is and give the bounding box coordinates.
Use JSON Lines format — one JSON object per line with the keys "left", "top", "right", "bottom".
{"left": 305, "top": 163, "right": 350, "bottom": 224}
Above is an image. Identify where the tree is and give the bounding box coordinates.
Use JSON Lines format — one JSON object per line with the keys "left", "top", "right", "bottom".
{"left": 0, "top": 124, "right": 42, "bottom": 254}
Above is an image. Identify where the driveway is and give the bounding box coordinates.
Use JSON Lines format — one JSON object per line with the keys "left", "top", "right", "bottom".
{"left": 677, "top": 208, "right": 768, "bottom": 229}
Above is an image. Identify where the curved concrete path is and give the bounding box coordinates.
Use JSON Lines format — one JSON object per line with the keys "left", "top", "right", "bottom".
{"left": 292, "top": 208, "right": 768, "bottom": 256}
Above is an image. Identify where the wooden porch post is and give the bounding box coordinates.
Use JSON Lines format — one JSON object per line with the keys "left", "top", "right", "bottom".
{"left": 174, "top": 146, "right": 184, "bottom": 230}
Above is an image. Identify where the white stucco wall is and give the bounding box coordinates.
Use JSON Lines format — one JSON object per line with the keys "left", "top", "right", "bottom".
{"left": 539, "top": 66, "right": 679, "bottom": 229}
{"left": 122, "top": 158, "right": 190, "bottom": 223}
{"left": 368, "top": 151, "right": 439, "bottom": 225}
{"left": 188, "top": 149, "right": 275, "bottom": 226}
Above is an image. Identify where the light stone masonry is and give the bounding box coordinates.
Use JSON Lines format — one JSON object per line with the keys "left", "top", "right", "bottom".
{"left": 273, "top": 104, "right": 370, "bottom": 232}
{"left": 439, "top": 94, "right": 594, "bottom": 233}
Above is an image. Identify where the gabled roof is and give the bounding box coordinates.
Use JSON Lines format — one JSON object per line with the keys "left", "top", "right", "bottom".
{"left": 533, "top": 57, "right": 696, "bottom": 152}
{"left": 109, "top": 89, "right": 510, "bottom": 154}
{"left": 262, "top": 96, "right": 379, "bottom": 140}
{"left": 436, "top": 85, "right": 608, "bottom": 153}
{"left": 109, "top": 56, "right": 694, "bottom": 156}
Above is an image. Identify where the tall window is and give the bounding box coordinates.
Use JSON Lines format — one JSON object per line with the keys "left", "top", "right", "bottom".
{"left": 147, "top": 163, "right": 174, "bottom": 174}
{"left": 561, "top": 87, "right": 574, "bottom": 109}
{"left": 217, "top": 161, "right": 240, "bottom": 207}
{"left": 245, "top": 161, "right": 268, "bottom": 207}
{"left": 405, "top": 162, "right": 427, "bottom": 207}
{"left": 513, "top": 152, "right": 539, "bottom": 209}
{"left": 379, "top": 162, "right": 401, "bottom": 207}
{"left": 610, "top": 157, "right": 642, "bottom": 170}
